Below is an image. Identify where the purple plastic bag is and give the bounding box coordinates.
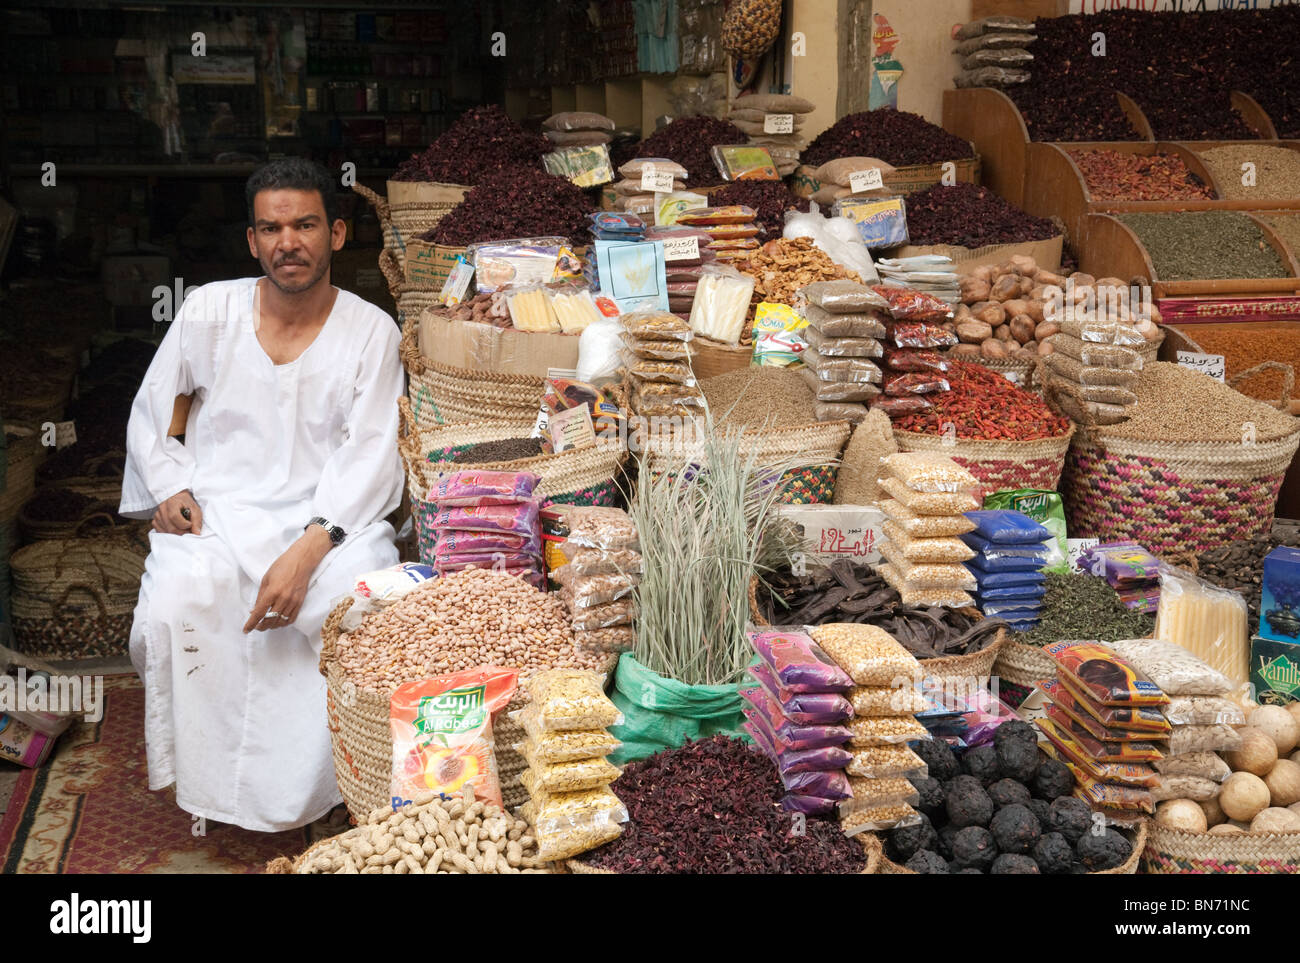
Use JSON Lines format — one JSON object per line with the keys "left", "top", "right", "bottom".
{"left": 779, "top": 793, "right": 840, "bottom": 816}
{"left": 776, "top": 744, "right": 854, "bottom": 776}
{"left": 430, "top": 470, "right": 540, "bottom": 506}
{"left": 741, "top": 687, "right": 852, "bottom": 750}
{"left": 781, "top": 768, "right": 852, "bottom": 799}
{"left": 433, "top": 550, "right": 539, "bottom": 569}
{"left": 431, "top": 501, "right": 540, "bottom": 536}
{"left": 749, "top": 662, "right": 854, "bottom": 724}
{"left": 435, "top": 529, "right": 541, "bottom": 557}
{"left": 749, "top": 629, "right": 853, "bottom": 693}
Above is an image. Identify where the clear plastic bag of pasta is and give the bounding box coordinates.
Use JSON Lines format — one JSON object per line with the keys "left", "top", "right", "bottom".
{"left": 522, "top": 668, "right": 623, "bottom": 730}
{"left": 518, "top": 771, "right": 628, "bottom": 861}
{"left": 1150, "top": 566, "right": 1250, "bottom": 691}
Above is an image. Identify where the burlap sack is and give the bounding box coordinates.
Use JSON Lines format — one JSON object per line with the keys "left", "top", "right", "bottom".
{"left": 833, "top": 408, "right": 897, "bottom": 505}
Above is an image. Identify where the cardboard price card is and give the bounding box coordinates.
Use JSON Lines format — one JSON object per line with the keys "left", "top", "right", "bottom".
{"left": 848, "top": 168, "right": 884, "bottom": 193}
{"left": 1176, "top": 350, "right": 1225, "bottom": 382}
{"left": 641, "top": 167, "right": 676, "bottom": 193}
{"left": 763, "top": 113, "right": 795, "bottom": 134}
{"left": 661, "top": 234, "right": 700, "bottom": 262}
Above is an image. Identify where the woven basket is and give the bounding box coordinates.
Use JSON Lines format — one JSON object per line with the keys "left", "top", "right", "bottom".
{"left": 1142, "top": 823, "right": 1300, "bottom": 874}
{"left": 399, "top": 312, "right": 545, "bottom": 428}
{"left": 1057, "top": 364, "right": 1300, "bottom": 555}
{"left": 9, "top": 533, "right": 146, "bottom": 602}
{"left": 892, "top": 425, "right": 1076, "bottom": 495}
{"left": 639, "top": 419, "right": 850, "bottom": 505}
{"left": 352, "top": 182, "right": 467, "bottom": 275}
{"left": 689, "top": 338, "right": 753, "bottom": 380}
{"left": 17, "top": 496, "right": 139, "bottom": 542}
{"left": 397, "top": 400, "right": 626, "bottom": 562}
{"left": 566, "top": 831, "right": 880, "bottom": 874}
{"left": 993, "top": 638, "right": 1057, "bottom": 689}
{"left": 39, "top": 449, "right": 127, "bottom": 504}
{"left": 319, "top": 597, "right": 615, "bottom": 820}
{"left": 10, "top": 579, "right": 135, "bottom": 659}
{"left": 1, "top": 424, "right": 39, "bottom": 523}
{"left": 874, "top": 820, "right": 1146, "bottom": 874}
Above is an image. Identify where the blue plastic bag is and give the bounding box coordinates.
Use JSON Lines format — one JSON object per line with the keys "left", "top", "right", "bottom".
{"left": 962, "top": 533, "right": 1050, "bottom": 558}
{"left": 973, "top": 583, "right": 1048, "bottom": 603}
{"left": 971, "top": 570, "right": 1047, "bottom": 589}
{"left": 965, "top": 510, "right": 1051, "bottom": 545}
{"left": 967, "top": 555, "right": 1047, "bottom": 575}
{"left": 981, "top": 600, "right": 1044, "bottom": 619}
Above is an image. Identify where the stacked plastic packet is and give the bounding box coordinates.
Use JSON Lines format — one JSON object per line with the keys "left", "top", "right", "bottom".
{"left": 674, "top": 206, "right": 760, "bottom": 264}
{"left": 645, "top": 223, "right": 716, "bottom": 320}
{"left": 811, "top": 623, "right": 930, "bottom": 836}
{"left": 725, "top": 93, "right": 816, "bottom": 177}
{"left": 961, "top": 509, "right": 1053, "bottom": 631}
{"left": 1103, "top": 638, "right": 1244, "bottom": 805}
{"left": 1043, "top": 317, "right": 1145, "bottom": 426}
{"left": 870, "top": 284, "right": 958, "bottom": 420}
{"left": 542, "top": 110, "right": 615, "bottom": 148}
{"left": 874, "top": 452, "right": 979, "bottom": 609}
{"left": 584, "top": 211, "right": 647, "bottom": 292}
{"left": 1078, "top": 541, "right": 1162, "bottom": 613}
{"left": 428, "top": 470, "right": 544, "bottom": 588}
{"left": 875, "top": 255, "right": 961, "bottom": 305}
{"left": 1151, "top": 565, "right": 1250, "bottom": 689}
{"left": 611, "top": 157, "right": 688, "bottom": 216}
{"left": 553, "top": 506, "right": 642, "bottom": 657}
{"left": 514, "top": 668, "right": 629, "bottom": 862}
{"left": 620, "top": 308, "right": 705, "bottom": 419}
{"left": 1034, "top": 640, "right": 1170, "bottom": 825}
{"left": 794, "top": 280, "right": 887, "bottom": 423}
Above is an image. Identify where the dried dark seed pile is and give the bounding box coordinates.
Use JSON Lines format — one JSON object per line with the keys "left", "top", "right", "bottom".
{"left": 450, "top": 437, "right": 543, "bottom": 464}
{"left": 756, "top": 560, "right": 1005, "bottom": 659}
{"left": 428, "top": 166, "right": 595, "bottom": 247}
{"left": 581, "top": 736, "right": 867, "bottom": 874}
{"left": 802, "top": 108, "right": 975, "bottom": 169}
{"left": 903, "top": 184, "right": 1059, "bottom": 248}
{"left": 1013, "top": 573, "right": 1154, "bottom": 648}
{"left": 708, "top": 180, "right": 810, "bottom": 243}
{"left": 1196, "top": 528, "right": 1300, "bottom": 629}
{"left": 392, "top": 105, "right": 549, "bottom": 185}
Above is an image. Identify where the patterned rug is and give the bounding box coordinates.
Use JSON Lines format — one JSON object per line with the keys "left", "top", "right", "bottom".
{"left": 0, "top": 673, "right": 312, "bottom": 873}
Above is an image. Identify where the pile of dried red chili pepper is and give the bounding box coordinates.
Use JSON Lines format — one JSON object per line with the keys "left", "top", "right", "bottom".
{"left": 891, "top": 362, "right": 1072, "bottom": 441}
{"left": 1069, "top": 149, "right": 1216, "bottom": 202}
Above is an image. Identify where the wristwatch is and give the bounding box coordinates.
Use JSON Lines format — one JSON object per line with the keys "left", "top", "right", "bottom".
{"left": 307, "top": 516, "right": 346, "bottom": 547}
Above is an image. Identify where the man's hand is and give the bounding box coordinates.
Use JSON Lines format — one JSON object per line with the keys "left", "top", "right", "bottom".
{"left": 153, "top": 490, "right": 202, "bottom": 535}
{"left": 243, "top": 526, "right": 333, "bottom": 633}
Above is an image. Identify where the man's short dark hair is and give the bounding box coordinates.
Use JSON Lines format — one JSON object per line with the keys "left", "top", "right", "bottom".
{"left": 246, "top": 158, "right": 340, "bottom": 227}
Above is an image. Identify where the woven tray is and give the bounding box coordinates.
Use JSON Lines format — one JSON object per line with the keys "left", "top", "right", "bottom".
{"left": 993, "top": 638, "right": 1056, "bottom": 689}
{"left": 1143, "top": 822, "right": 1300, "bottom": 874}
{"left": 874, "top": 819, "right": 1147, "bottom": 875}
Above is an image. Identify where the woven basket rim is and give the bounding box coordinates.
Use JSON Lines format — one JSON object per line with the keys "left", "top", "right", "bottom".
{"left": 1075, "top": 428, "right": 1300, "bottom": 459}
{"left": 893, "top": 423, "right": 1076, "bottom": 451}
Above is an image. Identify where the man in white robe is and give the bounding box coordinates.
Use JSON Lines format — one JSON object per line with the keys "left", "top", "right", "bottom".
{"left": 120, "top": 159, "right": 403, "bottom": 832}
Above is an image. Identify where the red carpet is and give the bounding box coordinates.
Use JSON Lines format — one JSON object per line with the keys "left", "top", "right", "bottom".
{"left": 0, "top": 674, "right": 311, "bottom": 873}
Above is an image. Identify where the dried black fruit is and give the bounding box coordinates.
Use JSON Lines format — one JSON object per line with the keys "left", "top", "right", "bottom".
{"left": 1033, "top": 832, "right": 1075, "bottom": 875}
{"left": 990, "top": 804, "right": 1042, "bottom": 855}
{"left": 952, "top": 826, "right": 998, "bottom": 870}
{"left": 962, "top": 745, "right": 1001, "bottom": 786}
{"left": 905, "top": 849, "right": 951, "bottom": 874}
{"left": 991, "top": 853, "right": 1040, "bottom": 874}
{"left": 888, "top": 813, "right": 939, "bottom": 863}
{"left": 946, "top": 775, "right": 994, "bottom": 828}
{"left": 1076, "top": 827, "right": 1132, "bottom": 872}
{"left": 996, "top": 737, "right": 1041, "bottom": 784}
{"left": 1033, "top": 759, "right": 1075, "bottom": 802}
{"left": 912, "top": 776, "right": 946, "bottom": 818}
{"left": 1048, "top": 797, "right": 1093, "bottom": 845}
{"left": 988, "top": 778, "right": 1033, "bottom": 810}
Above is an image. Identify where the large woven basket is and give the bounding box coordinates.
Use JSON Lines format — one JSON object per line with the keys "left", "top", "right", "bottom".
{"left": 399, "top": 312, "right": 545, "bottom": 428}
{"left": 39, "top": 449, "right": 127, "bottom": 504}
{"left": 1057, "top": 364, "right": 1300, "bottom": 556}
{"left": 10, "top": 579, "right": 136, "bottom": 659}
{"left": 566, "top": 831, "right": 880, "bottom": 874}
{"left": 639, "top": 419, "right": 851, "bottom": 505}
{"left": 352, "top": 182, "right": 467, "bottom": 276}
{"left": 320, "top": 597, "right": 616, "bottom": 820}
{"left": 689, "top": 338, "right": 753, "bottom": 380}
{"left": 993, "top": 638, "right": 1056, "bottom": 689}
{"left": 17, "top": 496, "right": 140, "bottom": 542}
{"left": 1142, "top": 823, "right": 1300, "bottom": 874}
{"left": 874, "top": 820, "right": 1146, "bottom": 875}
{"left": 748, "top": 575, "right": 1005, "bottom": 680}
{"left": 1, "top": 424, "right": 39, "bottom": 523}
{"left": 9, "top": 532, "right": 147, "bottom": 602}
{"left": 892, "top": 425, "right": 1076, "bottom": 495}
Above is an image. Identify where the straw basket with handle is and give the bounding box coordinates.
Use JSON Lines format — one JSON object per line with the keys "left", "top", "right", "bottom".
{"left": 10, "top": 580, "right": 136, "bottom": 659}
{"left": 688, "top": 337, "right": 753, "bottom": 380}
{"left": 399, "top": 312, "right": 545, "bottom": 428}
{"left": 747, "top": 575, "right": 1005, "bottom": 681}
{"left": 1142, "top": 823, "right": 1300, "bottom": 874}
{"left": 1, "top": 424, "right": 39, "bottom": 525}
{"left": 397, "top": 397, "right": 626, "bottom": 562}
{"left": 873, "top": 821, "right": 1147, "bottom": 875}
{"left": 1057, "top": 365, "right": 1300, "bottom": 556}
{"left": 352, "top": 181, "right": 467, "bottom": 277}
{"left": 891, "top": 422, "right": 1076, "bottom": 495}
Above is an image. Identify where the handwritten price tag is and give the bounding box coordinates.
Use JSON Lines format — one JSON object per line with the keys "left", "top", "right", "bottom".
{"left": 661, "top": 235, "right": 699, "bottom": 262}
{"left": 763, "top": 113, "right": 794, "bottom": 134}
{"left": 640, "top": 167, "right": 675, "bottom": 193}
{"left": 848, "top": 168, "right": 884, "bottom": 193}
{"left": 1067, "top": 537, "right": 1099, "bottom": 571}
{"left": 1176, "top": 350, "right": 1225, "bottom": 382}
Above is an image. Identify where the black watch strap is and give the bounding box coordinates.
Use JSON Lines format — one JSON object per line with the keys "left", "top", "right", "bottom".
{"left": 307, "top": 516, "right": 346, "bottom": 546}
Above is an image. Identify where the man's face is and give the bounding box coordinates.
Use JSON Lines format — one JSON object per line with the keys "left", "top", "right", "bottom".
{"left": 247, "top": 188, "right": 343, "bottom": 295}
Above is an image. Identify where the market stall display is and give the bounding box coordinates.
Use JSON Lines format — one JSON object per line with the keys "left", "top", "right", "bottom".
{"left": 727, "top": 93, "right": 815, "bottom": 177}
{"left": 612, "top": 116, "right": 748, "bottom": 184}
{"left": 552, "top": 507, "right": 641, "bottom": 656}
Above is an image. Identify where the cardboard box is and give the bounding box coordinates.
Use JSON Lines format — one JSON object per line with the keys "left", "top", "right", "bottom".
{"left": 418, "top": 315, "right": 579, "bottom": 379}
{"left": 885, "top": 236, "right": 1064, "bottom": 275}
{"left": 1260, "top": 545, "right": 1300, "bottom": 643}
{"left": 1250, "top": 635, "right": 1300, "bottom": 706}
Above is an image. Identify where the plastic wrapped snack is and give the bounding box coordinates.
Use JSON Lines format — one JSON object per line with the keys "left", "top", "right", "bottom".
{"left": 512, "top": 703, "right": 620, "bottom": 760}
{"left": 564, "top": 547, "right": 644, "bottom": 577}
{"left": 1150, "top": 775, "right": 1221, "bottom": 803}
{"left": 804, "top": 345, "right": 883, "bottom": 383}
{"left": 799, "top": 303, "right": 890, "bottom": 340}
{"left": 621, "top": 333, "right": 692, "bottom": 361}
{"left": 845, "top": 744, "right": 928, "bottom": 780}
{"left": 880, "top": 521, "right": 975, "bottom": 563}
{"left": 574, "top": 626, "right": 637, "bottom": 654}
{"left": 548, "top": 286, "right": 603, "bottom": 334}
{"left": 1043, "top": 640, "right": 1169, "bottom": 708}
{"left": 431, "top": 502, "right": 540, "bottom": 536}
{"left": 1154, "top": 751, "right": 1231, "bottom": 782}
{"left": 741, "top": 691, "right": 852, "bottom": 750}
{"left": 878, "top": 476, "right": 980, "bottom": 516}
{"left": 675, "top": 205, "right": 758, "bottom": 227}
{"left": 878, "top": 540, "right": 979, "bottom": 587}
{"left": 625, "top": 356, "right": 696, "bottom": 385}
{"left": 1041, "top": 352, "right": 1141, "bottom": 388}
{"left": 798, "top": 365, "right": 881, "bottom": 402}
{"left": 750, "top": 628, "right": 854, "bottom": 692}
{"left": 882, "top": 452, "right": 978, "bottom": 493}
{"left": 506, "top": 286, "right": 562, "bottom": 333}
{"left": 890, "top": 322, "right": 959, "bottom": 350}
{"left": 1104, "top": 637, "right": 1235, "bottom": 698}
{"left": 801, "top": 280, "right": 890, "bottom": 313}
{"left": 880, "top": 498, "right": 976, "bottom": 538}
{"left": 568, "top": 597, "right": 636, "bottom": 630}
{"left": 1056, "top": 317, "right": 1146, "bottom": 346}
{"left": 846, "top": 714, "right": 929, "bottom": 747}
{"left": 808, "top": 623, "right": 922, "bottom": 687}
{"left": 1162, "top": 695, "right": 1245, "bottom": 727}
{"left": 1168, "top": 723, "right": 1243, "bottom": 755}
{"left": 431, "top": 470, "right": 541, "bottom": 507}
{"left": 1037, "top": 719, "right": 1161, "bottom": 787}
{"left": 689, "top": 266, "right": 756, "bottom": 344}
{"left": 623, "top": 309, "right": 694, "bottom": 342}
{"left": 519, "top": 744, "right": 622, "bottom": 793}
{"left": 710, "top": 144, "right": 779, "bottom": 181}
{"left": 435, "top": 529, "right": 541, "bottom": 557}
{"left": 839, "top": 776, "right": 921, "bottom": 814}
{"left": 518, "top": 773, "right": 628, "bottom": 862}
{"left": 1072, "top": 770, "right": 1155, "bottom": 814}
{"left": 1047, "top": 334, "right": 1143, "bottom": 369}
{"left": 1039, "top": 677, "right": 1172, "bottom": 736}
{"left": 803, "top": 323, "right": 883, "bottom": 358}
{"left": 840, "top": 802, "right": 924, "bottom": 836}
{"left": 523, "top": 669, "right": 623, "bottom": 731}
{"left": 749, "top": 661, "right": 854, "bottom": 723}
{"left": 565, "top": 506, "right": 639, "bottom": 551}
{"left": 879, "top": 563, "right": 976, "bottom": 607}
{"left": 847, "top": 684, "right": 930, "bottom": 717}
{"left": 1043, "top": 707, "right": 1164, "bottom": 762}
{"left": 1150, "top": 567, "right": 1249, "bottom": 690}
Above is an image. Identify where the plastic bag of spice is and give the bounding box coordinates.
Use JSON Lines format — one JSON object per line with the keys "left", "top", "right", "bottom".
{"left": 431, "top": 501, "right": 541, "bottom": 536}
{"left": 750, "top": 628, "right": 855, "bottom": 692}
{"left": 845, "top": 744, "right": 928, "bottom": 780}
{"left": 802, "top": 280, "right": 890, "bottom": 313}
{"left": 815, "top": 401, "right": 870, "bottom": 423}
{"left": 431, "top": 470, "right": 541, "bottom": 506}
{"left": 1043, "top": 640, "right": 1169, "bottom": 708}
{"left": 798, "top": 365, "right": 881, "bottom": 402}
{"left": 623, "top": 309, "right": 694, "bottom": 342}
{"left": 879, "top": 563, "right": 976, "bottom": 608}
{"left": 803, "top": 324, "right": 883, "bottom": 358}
{"left": 519, "top": 746, "right": 623, "bottom": 793}
{"left": 879, "top": 540, "right": 979, "bottom": 588}
{"left": 748, "top": 661, "right": 854, "bottom": 723}
{"left": 846, "top": 714, "right": 929, "bottom": 746}
{"left": 808, "top": 623, "right": 925, "bottom": 686}
{"left": 804, "top": 346, "right": 883, "bottom": 383}
{"left": 883, "top": 348, "right": 950, "bottom": 373}
{"left": 873, "top": 286, "right": 953, "bottom": 323}
{"left": 880, "top": 498, "right": 976, "bottom": 538}
{"left": 799, "top": 303, "right": 889, "bottom": 339}
{"left": 1047, "top": 334, "right": 1143, "bottom": 370}
{"left": 884, "top": 372, "right": 951, "bottom": 396}
{"left": 1042, "top": 352, "right": 1140, "bottom": 388}
{"left": 624, "top": 356, "right": 697, "bottom": 385}
{"left": 878, "top": 476, "right": 979, "bottom": 515}
{"left": 891, "top": 322, "right": 958, "bottom": 349}
{"left": 621, "top": 332, "right": 691, "bottom": 361}
{"left": 965, "top": 510, "right": 1051, "bottom": 544}
{"left": 870, "top": 395, "right": 935, "bottom": 418}
{"left": 1056, "top": 317, "right": 1146, "bottom": 346}
{"left": 524, "top": 669, "right": 624, "bottom": 731}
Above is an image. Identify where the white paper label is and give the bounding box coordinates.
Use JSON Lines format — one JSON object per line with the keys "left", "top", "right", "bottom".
{"left": 1066, "top": 537, "right": 1099, "bottom": 570}
{"left": 1176, "top": 350, "right": 1225, "bottom": 382}
{"left": 662, "top": 235, "right": 700, "bottom": 262}
{"left": 54, "top": 421, "right": 77, "bottom": 449}
{"left": 763, "top": 113, "right": 794, "bottom": 134}
{"left": 848, "top": 168, "right": 885, "bottom": 193}
{"left": 641, "top": 167, "right": 675, "bottom": 193}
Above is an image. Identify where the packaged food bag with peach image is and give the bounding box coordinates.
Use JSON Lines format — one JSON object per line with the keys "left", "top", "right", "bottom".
{"left": 390, "top": 667, "right": 519, "bottom": 809}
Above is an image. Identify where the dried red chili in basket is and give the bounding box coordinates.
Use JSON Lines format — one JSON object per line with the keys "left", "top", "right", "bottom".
{"left": 890, "top": 361, "right": 1072, "bottom": 440}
